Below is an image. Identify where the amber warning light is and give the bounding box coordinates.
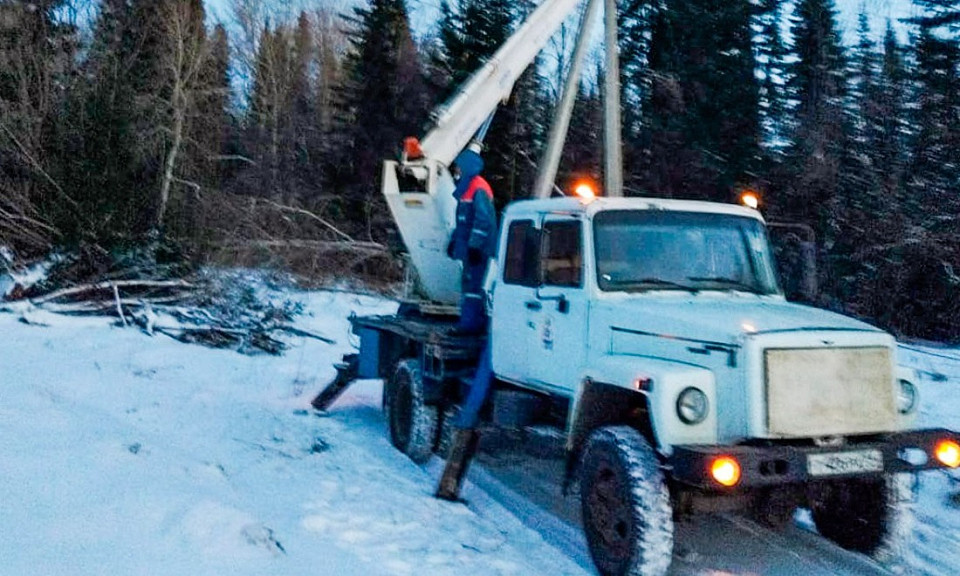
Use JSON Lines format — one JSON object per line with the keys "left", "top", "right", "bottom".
{"left": 935, "top": 440, "right": 960, "bottom": 468}
{"left": 739, "top": 191, "right": 760, "bottom": 210}
{"left": 710, "top": 456, "right": 742, "bottom": 487}
{"left": 574, "top": 182, "right": 597, "bottom": 200}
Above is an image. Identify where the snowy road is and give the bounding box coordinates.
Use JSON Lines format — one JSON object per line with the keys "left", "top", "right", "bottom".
{"left": 468, "top": 443, "right": 892, "bottom": 576}
{"left": 1, "top": 287, "right": 957, "bottom": 575}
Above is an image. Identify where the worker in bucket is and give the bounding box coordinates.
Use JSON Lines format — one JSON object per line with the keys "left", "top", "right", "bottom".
{"left": 447, "top": 148, "right": 497, "bottom": 334}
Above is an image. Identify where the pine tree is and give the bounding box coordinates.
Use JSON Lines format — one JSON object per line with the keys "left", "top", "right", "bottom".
{"left": 910, "top": 0, "right": 960, "bottom": 32}
{"left": 755, "top": 0, "right": 789, "bottom": 152}
{"left": 0, "top": 0, "right": 75, "bottom": 254}
{"left": 846, "top": 18, "right": 910, "bottom": 233}
{"left": 60, "top": 0, "right": 153, "bottom": 243}
{"left": 874, "top": 25, "right": 910, "bottom": 203}
{"left": 907, "top": 27, "right": 960, "bottom": 227}
{"left": 198, "top": 23, "right": 232, "bottom": 188}
{"left": 784, "top": 0, "right": 847, "bottom": 228}
{"left": 291, "top": 11, "right": 335, "bottom": 203}
{"left": 642, "top": 0, "right": 760, "bottom": 201}
{"left": 829, "top": 10, "right": 906, "bottom": 321}
{"left": 249, "top": 25, "right": 292, "bottom": 198}
{"left": 843, "top": 7, "right": 883, "bottom": 211}
{"left": 336, "top": 0, "right": 429, "bottom": 239}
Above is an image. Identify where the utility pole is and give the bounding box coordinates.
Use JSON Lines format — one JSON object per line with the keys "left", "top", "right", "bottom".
{"left": 603, "top": 0, "right": 623, "bottom": 197}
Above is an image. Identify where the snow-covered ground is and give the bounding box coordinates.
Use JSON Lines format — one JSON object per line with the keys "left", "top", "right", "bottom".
{"left": 1, "top": 288, "right": 958, "bottom": 575}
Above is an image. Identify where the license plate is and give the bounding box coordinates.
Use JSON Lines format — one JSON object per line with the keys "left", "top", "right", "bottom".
{"left": 807, "top": 449, "right": 884, "bottom": 477}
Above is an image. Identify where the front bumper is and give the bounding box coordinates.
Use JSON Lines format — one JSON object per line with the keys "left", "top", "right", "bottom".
{"left": 669, "top": 428, "right": 960, "bottom": 491}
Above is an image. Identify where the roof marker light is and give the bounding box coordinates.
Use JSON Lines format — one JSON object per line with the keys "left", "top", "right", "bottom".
{"left": 740, "top": 191, "right": 760, "bottom": 210}
{"left": 574, "top": 182, "right": 596, "bottom": 200}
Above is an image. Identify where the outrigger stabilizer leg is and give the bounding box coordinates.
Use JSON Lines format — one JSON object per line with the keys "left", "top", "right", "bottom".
{"left": 435, "top": 428, "right": 481, "bottom": 501}
{"left": 311, "top": 354, "right": 359, "bottom": 411}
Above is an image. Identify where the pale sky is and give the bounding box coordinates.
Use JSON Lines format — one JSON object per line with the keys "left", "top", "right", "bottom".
{"left": 205, "top": 0, "right": 922, "bottom": 44}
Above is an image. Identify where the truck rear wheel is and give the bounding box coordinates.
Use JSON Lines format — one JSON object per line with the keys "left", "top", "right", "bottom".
{"left": 579, "top": 426, "right": 674, "bottom": 576}
{"left": 385, "top": 359, "right": 438, "bottom": 464}
{"left": 810, "top": 474, "right": 913, "bottom": 565}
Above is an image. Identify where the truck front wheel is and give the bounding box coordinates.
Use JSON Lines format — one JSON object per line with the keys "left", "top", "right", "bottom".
{"left": 810, "top": 475, "right": 913, "bottom": 565}
{"left": 385, "top": 359, "right": 438, "bottom": 464}
{"left": 579, "top": 426, "right": 674, "bottom": 576}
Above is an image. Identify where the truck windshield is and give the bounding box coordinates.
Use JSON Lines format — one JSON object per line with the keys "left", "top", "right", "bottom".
{"left": 594, "top": 210, "right": 781, "bottom": 294}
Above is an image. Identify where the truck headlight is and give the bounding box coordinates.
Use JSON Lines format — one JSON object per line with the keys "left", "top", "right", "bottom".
{"left": 898, "top": 379, "right": 918, "bottom": 414}
{"left": 677, "top": 387, "right": 709, "bottom": 425}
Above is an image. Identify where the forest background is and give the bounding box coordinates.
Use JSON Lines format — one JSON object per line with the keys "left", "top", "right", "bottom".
{"left": 2, "top": 0, "right": 960, "bottom": 341}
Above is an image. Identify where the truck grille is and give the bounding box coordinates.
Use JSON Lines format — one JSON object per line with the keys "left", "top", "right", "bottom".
{"left": 765, "top": 347, "right": 896, "bottom": 438}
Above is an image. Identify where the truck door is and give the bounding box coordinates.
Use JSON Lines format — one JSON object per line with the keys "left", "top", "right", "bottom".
{"left": 491, "top": 218, "right": 541, "bottom": 383}
{"left": 526, "top": 216, "right": 587, "bottom": 393}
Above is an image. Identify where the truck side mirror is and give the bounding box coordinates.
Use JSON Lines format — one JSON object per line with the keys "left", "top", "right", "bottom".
{"left": 768, "top": 225, "right": 818, "bottom": 303}
{"left": 557, "top": 295, "right": 569, "bottom": 314}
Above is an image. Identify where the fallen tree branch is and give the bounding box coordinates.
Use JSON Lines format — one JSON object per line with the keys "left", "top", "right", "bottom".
{"left": 36, "top": 296, "right": 187, "bottom": 315}
{"left": 257, "top": 199, "right": 356, "bottom": 242}
{"left": 210, "top": 154, "right": 257, "bottom": 166}
{"left": 112, "top": 283, "right": 127, "bottom": 327}
{"left": 274, "top": 325, "right": 336, "bottom": 345}
{"left": 29, "top": 279, "right": 194, "bottom": 305}
{"left": 216, "top": 240, "right": 387, "bottom": 255}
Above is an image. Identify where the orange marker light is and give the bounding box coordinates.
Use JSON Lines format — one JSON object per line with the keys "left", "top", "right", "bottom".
{"left": 740, "top": 191, "right": 760, "bottom": 210}
{"left": 711, "top": 456, "right": 742, "bottom": 487}
{"left": 935, "top": 440, "right": 960, "bottom": 468}
{"left": 403, "top": 137, "right": 424, "bottom": 160}
{"left": 574, "top": 182, "right": 596, "bottom": 200}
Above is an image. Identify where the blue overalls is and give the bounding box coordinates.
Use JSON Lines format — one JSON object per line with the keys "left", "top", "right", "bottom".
{"left": 448, "top": 150, "right": 497, "bottom": 333}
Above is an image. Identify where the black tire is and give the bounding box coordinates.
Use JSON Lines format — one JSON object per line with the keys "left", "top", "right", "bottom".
{"left": 811, "top": 474, "right": 913, "bottom": 564}
{"left": 579, "top": 426, "right": 674, "bottom": 576}
{"left": 436, "top": 405, "right": 460, "bottom": 460}
{"left": 385, "top": 359, "right": 438, "bottom": 464}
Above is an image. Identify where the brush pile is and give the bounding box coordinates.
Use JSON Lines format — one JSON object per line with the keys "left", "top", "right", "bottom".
{"left": 1, "top": 250, "right": 330, "bottom": 355}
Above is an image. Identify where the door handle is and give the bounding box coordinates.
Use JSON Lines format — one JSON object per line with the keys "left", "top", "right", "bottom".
{"left": 525, "top": 300, "right": 542, "bottom": 311}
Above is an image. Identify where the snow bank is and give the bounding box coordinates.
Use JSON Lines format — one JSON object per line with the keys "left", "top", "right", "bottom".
{"left": 0, "top": 290, "right": 587, "bottom": 576}
{"left": 898, "top": 345, "right": 960, "bottom": 576}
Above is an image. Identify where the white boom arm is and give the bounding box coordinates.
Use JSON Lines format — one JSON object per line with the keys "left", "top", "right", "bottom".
{"left": 383, "top": 0, "right": 595, "bottom": 304}
{"left": 420, "top": 0, "right": 585, "bottom": 167}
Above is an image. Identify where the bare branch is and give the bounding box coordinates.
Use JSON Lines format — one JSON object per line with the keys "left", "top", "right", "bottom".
{"left": 29, "top": 280, "right": 195, "bottom": 306}
{"left": 216, "top": 239, "right": 387, "bottom": 254}
{"left": 0, "top": 121, "right": 78, "bottom": 208}
{"left": 258, "top": 199, "right": 356, "bottom": 242}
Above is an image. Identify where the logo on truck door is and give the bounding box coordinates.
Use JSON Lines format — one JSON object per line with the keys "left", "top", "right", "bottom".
{"left": 541, "top": 317, "right": 554, "bottom": 350}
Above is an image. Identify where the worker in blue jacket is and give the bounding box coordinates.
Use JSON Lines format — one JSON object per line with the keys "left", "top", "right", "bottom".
{"left": 436, "top": 148, "right": 497, "bottom": 501}
{"left": 447, "top": 148, "right": 498, "bottom": 333}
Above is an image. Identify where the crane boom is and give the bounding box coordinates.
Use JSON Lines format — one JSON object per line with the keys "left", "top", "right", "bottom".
{"left": 383, "top": 0, "right": 612, "bottom": 304}
{"left": 419, "top": 0, "right": 585, "bottom": 167}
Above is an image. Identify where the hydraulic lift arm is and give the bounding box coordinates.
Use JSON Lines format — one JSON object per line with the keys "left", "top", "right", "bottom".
{"left": 383, "top": 0, "right": 621, "bottom": 304}
{"left": 418, "top": 0, "right": 585, "bottom": 167}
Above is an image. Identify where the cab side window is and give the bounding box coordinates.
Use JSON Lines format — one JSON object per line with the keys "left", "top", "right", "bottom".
{"left": 542, "top": 221, "right": 582, "bottom": 288}
{"left": 503, "top": 220, "right": 540, "bottom": 287}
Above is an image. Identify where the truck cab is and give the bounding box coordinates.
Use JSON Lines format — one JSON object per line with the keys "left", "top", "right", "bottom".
{"left": 491, "top": 196, "right": 918, "bottom": 453}
{"left": 481, "top": 196, "right": 960, "bottom": 574}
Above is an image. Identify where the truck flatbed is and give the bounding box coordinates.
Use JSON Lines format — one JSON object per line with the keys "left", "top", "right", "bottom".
{"left": 313, "top": 310, "right": 486, "bottom": 412}
{"left": 350, "top": 313, "right": 486, "bottom": 353}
